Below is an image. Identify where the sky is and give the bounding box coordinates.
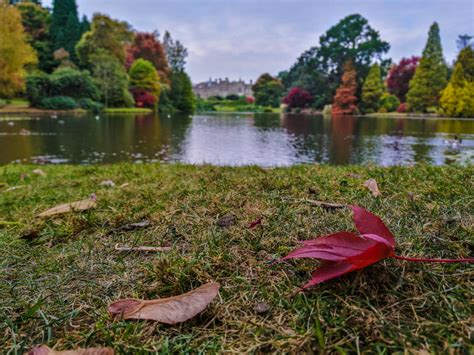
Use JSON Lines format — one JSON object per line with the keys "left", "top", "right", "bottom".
{"left": 43, "top": 0, "right": 474, "bottom": 84}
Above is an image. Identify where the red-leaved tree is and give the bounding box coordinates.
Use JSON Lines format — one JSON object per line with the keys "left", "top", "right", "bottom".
{"left": 386, "top": 56, "right": 420, "bottom": 102}
{"left": 332, "top": 61, "right": 358, "bottom": 115}
{"left": 126, "top": 31, "right": 171, "bottom": 82}
{"left": 132, "top": 88, "right": 157, "bottom": 108}
{"left": 283, "top": 87, "right": 313, "bottom": 108}
{"left": 246, "top": 96, "right": 255, "bottom": 104}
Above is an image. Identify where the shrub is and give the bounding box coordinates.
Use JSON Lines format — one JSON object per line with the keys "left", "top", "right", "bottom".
{"left": 26, "top": 72, "right": 51, "bottom": 106}
{"left": 396, "top": 103, "right": 408, "bottom": 113}
{"left": 322, "top": 104, "right": 332, "bottom": 116}
{"left": 77, "top": 98, "right": 104, "bottom": 113}
{"left": 246, "top": 96, "right": 255, "bottom": 104}
{"left": 378, "top": 107, "right": 388, "bottom": 113}
{"left": 0, "top": 99, "right": 6, "bottom": 108}
{"left": 39, "top": 96, "right": 77, "bottom": 110}
{"left": 226, "top": 94, "right": 239, "bottom": 100}
{"left": 50, "top": 68, "right": 100, "bottom": 100}
{"left": 132, "top": 88, "right": 157, "bottom": 108}
{"left": 283, "top": 87, "right": 313, "bottom": 108}
{"left": 263, "top": 107, "right": 273, "bottom": 113}
{"left": 380, "top": 93, "right": 400, "bottom": 112}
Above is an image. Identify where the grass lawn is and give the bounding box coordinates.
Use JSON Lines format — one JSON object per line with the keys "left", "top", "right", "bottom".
{"left": 104, "top": 108, "right": 153, "bottom": 114}
{"left": 0, "top": 164, "right": 472, "bottom": 353}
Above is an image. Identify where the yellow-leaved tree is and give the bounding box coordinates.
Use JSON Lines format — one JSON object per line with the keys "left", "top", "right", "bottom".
{"left": 0, "top": 0, "right": 37, "bottom": 99}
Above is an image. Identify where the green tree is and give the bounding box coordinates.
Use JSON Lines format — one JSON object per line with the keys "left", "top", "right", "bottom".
{"left": 163, "top": 31, "right": 188, "bottom": 71}
{"left": 91, "top": 50, "right": 134, "bottom": 108}
{"left": 50, "top": 0, "right": 81, "bottom": 61}
{"left": 16, "top": 1, "right": 54, "bottom": 72}
{"left": 0, "top": 1, "right": 37, "bottom": 98}
{"left": 361, "top": 63, "right": 384, "bottom": 113}
{"left": 76, "top": 13, "right": 134, "bottom": 67}
{"left": 168, "top": 70, "right": 196, "bottom": 112}
{"left": 252, "top": 73, "right": 284, "bottom": 107}
{"left": 440, "top": 46, "right": 474, "bottom": 117}
{"left": 407, "top": 22, "right": 448, "bottom": 112}
{"left": 129, "top": 59, "right": 161, "bottom": 104}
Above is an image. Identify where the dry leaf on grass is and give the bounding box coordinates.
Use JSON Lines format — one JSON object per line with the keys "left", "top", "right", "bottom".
{"left": 109, "top": 282, "right": 220, "bottom": 324}
{"left": 305, "top": 199, "right": 346, "bottom": 209}
{"left": 38, "top": 197, "right": 97, "bottom": 218}
{"left": 114, "top": 244, "right": 171, "bottom": 252}
{"left": 100, "top": 180, "right": 115, "bottom": 187}
{"left": 29, "top": 345, "right": 114, "bottom": 355}
{"left": 216, "top": 214, "right": 236, "bottom": 228}
{"left": 32, "top": 169, "right": 47, "bottom": 177}
{"left": 363, "top": 178, "right": 381, "bottom": 197}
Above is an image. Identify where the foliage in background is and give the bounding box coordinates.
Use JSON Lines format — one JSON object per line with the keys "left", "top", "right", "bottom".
{"left": 332, "top": 61, "right": 358, "bottom": 115}
{"left": 407, "top": 22, "right": 448, "bottom": 112}
{"left": 386, "top": 56, "right": 419, "bottom": 102}
{"left": 282, "top": 14, "right": 390, "bottom": 109}
{"left": 17, "top": 2, "right": 54, "bottom": 73}
{"left": 440, "top": 46, "right": 474, "bottom": 117}
{"left": 168, "top": 70, "right": 196, "bottom": 112}
{"left": 0, "top": 2, "right": 37, "bottom": 99}
{"left": 252, "top": 73, "right": 284, "bottom": 107}
{"left": 126, "top": 31, "right": 171, "bottom": 83}
{"left": 91, "top": 50, "right": 134, "bottom": 108}
{"left": 163, "top": 31, "right": 188, "bottom": 72}
{"left": 361, "top": 63, "right": 384, "bottom": 113}
{"left": 129, "top": 59, "right": 161, "bottom": 108}
{"left": 76, "top": 13, "right": 134, "bottom": 67}
{"left": 50, "top": 0, "right": 81, "bottom": 63}
{"left": 283, "top": 87, "right": 313, "bottom": 109}
{"left": 380, "top": 93, "right": 400, "bottom": 112}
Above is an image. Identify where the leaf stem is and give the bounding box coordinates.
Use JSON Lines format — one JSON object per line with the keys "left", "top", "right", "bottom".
{"left": 393, "top": 255, "right": 474, "bottom": 263}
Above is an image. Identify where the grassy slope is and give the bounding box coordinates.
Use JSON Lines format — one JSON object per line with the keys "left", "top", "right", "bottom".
{"left": 0, "top": 164, "right": 472, "bottom": 353}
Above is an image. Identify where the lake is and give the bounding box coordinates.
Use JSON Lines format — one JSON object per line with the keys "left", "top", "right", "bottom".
{"left": 0, "top": 112, "right": 473, "bottom": 166}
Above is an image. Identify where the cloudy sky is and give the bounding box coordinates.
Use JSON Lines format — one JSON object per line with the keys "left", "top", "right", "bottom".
{"left": 43, "top": 0, "right": 473, "bottom": 84}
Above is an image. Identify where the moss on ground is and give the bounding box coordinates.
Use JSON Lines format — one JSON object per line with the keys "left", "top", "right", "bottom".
{"left": 0, "top": 164, "right": 472, "bottom": 353}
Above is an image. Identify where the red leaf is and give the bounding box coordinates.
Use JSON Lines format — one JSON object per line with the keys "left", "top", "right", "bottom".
{"left": 281, "top": 207, "right": 395, "bottom": 288}
{"left": 350, "top": 206, "right": 395, "bottom": 247}
{"left": 248, "top": 218, "right": 263, "bottom": 229}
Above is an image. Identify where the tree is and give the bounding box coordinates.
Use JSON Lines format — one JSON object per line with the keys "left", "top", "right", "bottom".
{"left": 457, "top": 34, "right": 473, "bottom": 50}
{"left": 129, "top": 59, "right": 161, "bottom": 108}
{"left": 282, "top": 14, "right": 389, "bottom": 109}
{"left": 91, "top": 50, "right": 134, "bottom": 108}
{"left": 50, "top": 0, "right": 81, "bottom": 62}
{"left": 80, "top": 15, "right": 90, "bottom": 35}
{"left": 163, "top": 31, "right": 188, "bottom": 71}
{"left": 283, "top": 87, "right": 313, "bottom": 109}
{"left": 361, "top": 63, "right": 384, "bottom": 113}
{"left": 407, "top": 22, "right": 448, "bottom": 112}
{"left": 332, "top": 61, "right": 358, "bottom": 115}
{"left": 386, "top": 56, "right": 419, "bottom": 102}
{"left": 126, "top": 31, "right": 171, "bottom": 82}
{"left": 440, "top": 46, "right": 474, "bottom": 117}
{"left": 16, "top": 2, "right": 55, "bottom": 72}
{"left": 0, "top": 1, "right": 37, "bottom": 98}
{"left": 252, "top": 73, "right": 284, "bottom": 107}
{"left": 76, "top": 13, "right": 134, "bottom": 67}
{"left": 168, "top": 70, "right": 196, "bottom": 112}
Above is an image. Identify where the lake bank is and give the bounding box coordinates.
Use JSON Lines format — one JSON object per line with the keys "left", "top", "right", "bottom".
{"left": 0, "top": 163, "right": 472, "bottom": 353}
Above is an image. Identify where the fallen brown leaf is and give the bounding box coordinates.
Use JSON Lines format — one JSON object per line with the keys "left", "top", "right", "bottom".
{"left": 29, "top": 345, "right": 114, "bottom": 355}
{"left": 363, "top": 178, "right": 381, "bottom": 197}
{"left": 305, "top": 199, "right": 346, "bottom": 209}
{"left": 109, "top": 282, "right": 220, "bottom": 324}
{"left": 37, "top": 198, "right": 97, "bottom": 218}
{"left": 114, "top": 244, "right": 171, "bottom": 253}
{"left": 217, "top": 214, "right": 235, "bottom": 228}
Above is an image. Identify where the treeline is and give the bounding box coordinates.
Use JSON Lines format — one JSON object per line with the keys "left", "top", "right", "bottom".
{"left": 252, "top": 15, "right": 474, "bottom": 117}
{"left": 0, "top": 0, "right": 195, "bottom": 112}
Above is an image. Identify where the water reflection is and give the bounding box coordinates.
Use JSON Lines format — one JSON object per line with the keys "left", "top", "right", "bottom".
{"left": 0, "top": 112, "right": 472, "bottom": 166}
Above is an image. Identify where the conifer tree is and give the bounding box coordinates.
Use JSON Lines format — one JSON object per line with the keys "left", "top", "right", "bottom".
{"left": 406, "top": 22, "right": 448, "bottom": 112}
{"left": 440, "top": 46, "right": 474, "bottom": 117}
{"left": 361, "top": 63, "right": 384, "bottom": 113}
{"left": 332, "top": 61, "right": 358, "bottom": 115}
{"left": 50, "top": 0, "right": 81, "bottom": 61}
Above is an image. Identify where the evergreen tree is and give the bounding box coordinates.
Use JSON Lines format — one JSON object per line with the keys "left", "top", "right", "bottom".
{"left": 406, "top": 22, "right": 448, "bottom": 112}
{"left": 361, "top": 63, "right": 384, "bottom": 113}
{"left": 440, "top": 47, "right": 474, "bottom": 117}
{"left": 332, "top": 61, "right": 358, "bottom": 115}
{"left": 169, "top": 70, "right": 195, "bottom": 112}
{"left": 80, "top": 15, "right": 90, "bottom": 35}
{"left": 50, "top": 0, "right": 81, "bottom": 61}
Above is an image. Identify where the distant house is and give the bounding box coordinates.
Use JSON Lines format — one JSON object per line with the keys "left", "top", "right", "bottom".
{"left": 193, "top": 78, "right": 253, "bottom": 99}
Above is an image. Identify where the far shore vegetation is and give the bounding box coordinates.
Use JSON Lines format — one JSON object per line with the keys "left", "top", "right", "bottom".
{"left": 1, "top": 1, "right": 472, "bottom": 118}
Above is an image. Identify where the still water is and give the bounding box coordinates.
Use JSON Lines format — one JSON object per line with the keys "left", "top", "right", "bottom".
{"left": 0, "top": 112, "right": 473, "bottom": 166}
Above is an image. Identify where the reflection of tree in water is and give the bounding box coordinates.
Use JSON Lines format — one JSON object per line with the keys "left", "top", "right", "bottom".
{"left": 279, "top": 113, "right": 327, "bottom": 163}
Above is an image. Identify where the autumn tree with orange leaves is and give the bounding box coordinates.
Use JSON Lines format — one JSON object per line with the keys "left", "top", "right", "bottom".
{"left": 332, "top": 61, "right": 358, "bottom": 115}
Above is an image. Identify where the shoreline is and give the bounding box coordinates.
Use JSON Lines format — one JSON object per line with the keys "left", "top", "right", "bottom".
{"left": 0, "top": 107, "right": 153, "bottom": 116}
